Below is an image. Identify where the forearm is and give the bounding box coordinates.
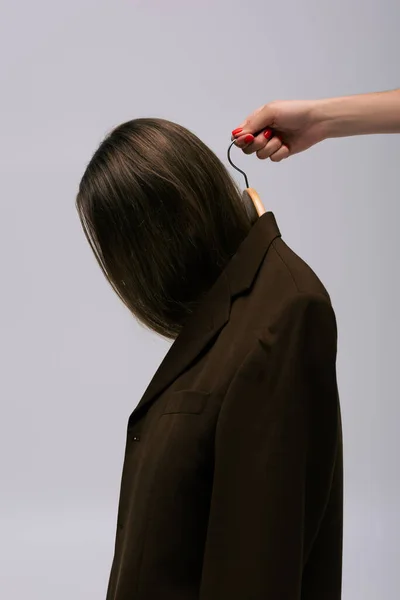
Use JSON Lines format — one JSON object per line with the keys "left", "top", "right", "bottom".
{"left": 316, "top": 89, "right": 400, "bottom": 139}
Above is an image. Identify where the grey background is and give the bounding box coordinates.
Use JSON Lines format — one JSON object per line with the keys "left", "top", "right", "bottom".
{"left": 1, "top": 1, "right": 399, "bottom": 598}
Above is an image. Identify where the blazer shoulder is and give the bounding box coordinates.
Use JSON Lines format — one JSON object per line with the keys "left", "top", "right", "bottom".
{"left": 254, "top": 235, "right": 338, "bottom": 349}
{"left": 268, "top": 236, "right": 332, "bottom": 303}
{"left": 256, "top": 290, "right": 338, "bottom": 367}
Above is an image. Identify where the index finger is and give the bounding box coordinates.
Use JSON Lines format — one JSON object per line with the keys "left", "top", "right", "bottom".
{"left": 231, "top": 127, "right": 273, "bottom": 142}
{"left": 231, "top": 128, "right": 274, "bottom": 148}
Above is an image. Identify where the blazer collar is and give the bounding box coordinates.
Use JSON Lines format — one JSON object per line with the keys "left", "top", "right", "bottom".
{"left": 128, "top": 211, "right": 281, "bottom": 427}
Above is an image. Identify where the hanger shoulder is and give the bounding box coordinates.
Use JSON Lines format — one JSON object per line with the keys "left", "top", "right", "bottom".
{"left": 243, "top": 188, "right": 266, "bottom": 216}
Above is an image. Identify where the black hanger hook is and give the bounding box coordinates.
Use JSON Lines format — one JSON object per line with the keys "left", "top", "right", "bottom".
{"left": 227, "top": 128, "right": 268, "bottom": 189}
{"left": 227, "top": 139, "right": 249, "bottom": 189}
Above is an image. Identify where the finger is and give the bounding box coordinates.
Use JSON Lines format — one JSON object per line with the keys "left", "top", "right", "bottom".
{"left": 233, "top": 128, "right": 273, "bottom": 154}
{"left": 232, "top": 133, "right": 255, "bottom": 148}
{"left": 231, "top": 103, "right": 275, "bottom": 138}
{"left": 231, "top": 128, "right": 245, "bottom": 141}
{"left": 270, "top": 145, "right": 290, "bottom": 162}
{"left": 242, "top": 128, "right": 273, "bottom": 155}
{"left": 256, "top": 136, "right": 282, "bottom": 160}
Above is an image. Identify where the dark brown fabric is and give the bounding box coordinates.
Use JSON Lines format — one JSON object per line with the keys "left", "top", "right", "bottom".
{"left": 106, "top": 212, "right": 343, "bottom": 600}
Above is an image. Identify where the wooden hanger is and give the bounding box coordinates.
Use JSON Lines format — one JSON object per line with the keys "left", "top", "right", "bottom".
{"left": 241, "top": 187, "right": 265, "bottom": 217}
{"left": 227, "top": 130, "right": 268, "bottom": 217}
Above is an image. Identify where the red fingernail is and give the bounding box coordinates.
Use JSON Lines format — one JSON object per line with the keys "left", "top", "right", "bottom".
{"left": 231, "top": 127, "right": 243, "bottom": 136}
{"left": 263, "top": 128, "right": 273, "bottom": 140}
{"left": 244, "top": 134, "right": 254, "bottom": 143}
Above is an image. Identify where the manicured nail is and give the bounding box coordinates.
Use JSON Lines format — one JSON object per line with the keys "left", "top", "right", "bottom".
{"left": 231, "top": 127, "right": 243, "bottom": 136}
{"left": 263, "top": 128, "right": 273, "bottom": 140}
{"left": 244, "top": 134, "right": 254, "bottom": 143}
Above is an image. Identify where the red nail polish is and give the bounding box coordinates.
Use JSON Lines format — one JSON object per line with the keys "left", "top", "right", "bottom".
{"left": 232, "top": 127, "right": 243, "bottom": 136}
{"left": 263, "top": 128, "right": 273, "bottom": 140}
{"left": 244, "top": 134, "right": 254, "bottom": 143}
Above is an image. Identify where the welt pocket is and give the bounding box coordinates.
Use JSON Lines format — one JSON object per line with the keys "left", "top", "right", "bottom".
{"left": 161, "top": 389, "right": 210, "bottom": 415}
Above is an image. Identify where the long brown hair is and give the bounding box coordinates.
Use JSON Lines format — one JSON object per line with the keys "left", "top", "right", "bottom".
{"left": 75, "top": 118, "right": 258, "bottom": 339}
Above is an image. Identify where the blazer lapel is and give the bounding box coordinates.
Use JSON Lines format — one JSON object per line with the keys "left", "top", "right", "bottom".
{"left": 128, "top": 211, "right": 281, "bottom": 428}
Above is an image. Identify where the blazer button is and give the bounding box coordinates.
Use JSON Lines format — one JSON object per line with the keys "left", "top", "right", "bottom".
{"left": 132, "top": 435, "right": 140, "bottom": 442}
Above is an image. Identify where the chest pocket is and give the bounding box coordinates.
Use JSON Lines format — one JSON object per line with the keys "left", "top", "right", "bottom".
{"left": 161, "top": 389, "right": 210, "bottom": 415}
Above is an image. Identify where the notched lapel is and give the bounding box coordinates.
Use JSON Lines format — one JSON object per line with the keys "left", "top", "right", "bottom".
{"left": 127, "top": 271, "right": 232, "bottom": 428}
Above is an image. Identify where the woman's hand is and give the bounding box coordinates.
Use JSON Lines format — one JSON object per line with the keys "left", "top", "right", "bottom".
{"left": 231, "top": 100, "right": 326, "bottom": 162}
{"left": 231, "top": 90, "right": 400, "bottom": 163}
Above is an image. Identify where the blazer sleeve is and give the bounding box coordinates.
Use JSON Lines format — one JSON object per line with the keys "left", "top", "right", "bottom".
{"left": 199, "top": 292, "right": 341, "bottom": 600}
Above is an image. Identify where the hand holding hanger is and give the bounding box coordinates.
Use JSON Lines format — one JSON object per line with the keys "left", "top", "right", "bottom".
{"left": 230, "top": 90, "right": 400, "bottom": 162}
{"left": 230, "top": 100, "right": 319, "bottom": 162}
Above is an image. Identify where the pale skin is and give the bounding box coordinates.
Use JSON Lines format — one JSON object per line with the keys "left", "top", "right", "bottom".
{"left": 231, "top": 89, "right": 400, "bottom": 162}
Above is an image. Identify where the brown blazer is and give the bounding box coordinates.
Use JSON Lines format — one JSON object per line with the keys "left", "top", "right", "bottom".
{"left": 106, "top": 211, "right": 343, "bottom": 600}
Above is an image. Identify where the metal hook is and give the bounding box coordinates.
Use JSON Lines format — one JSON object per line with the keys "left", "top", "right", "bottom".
{"left": 227, "top": 128, "right": 271, "bottom": 189}
{"left": 227, "top": 139, "right": 249, "bottom": 189}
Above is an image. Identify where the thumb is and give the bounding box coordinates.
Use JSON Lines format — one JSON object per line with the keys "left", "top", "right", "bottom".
{"left": 233, "top": 104, "right": 275, "bottom": 136}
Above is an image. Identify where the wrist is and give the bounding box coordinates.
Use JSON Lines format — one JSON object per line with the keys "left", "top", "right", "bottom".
{"left": 312, "top": 97, "right": 352, "bottom": 140}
